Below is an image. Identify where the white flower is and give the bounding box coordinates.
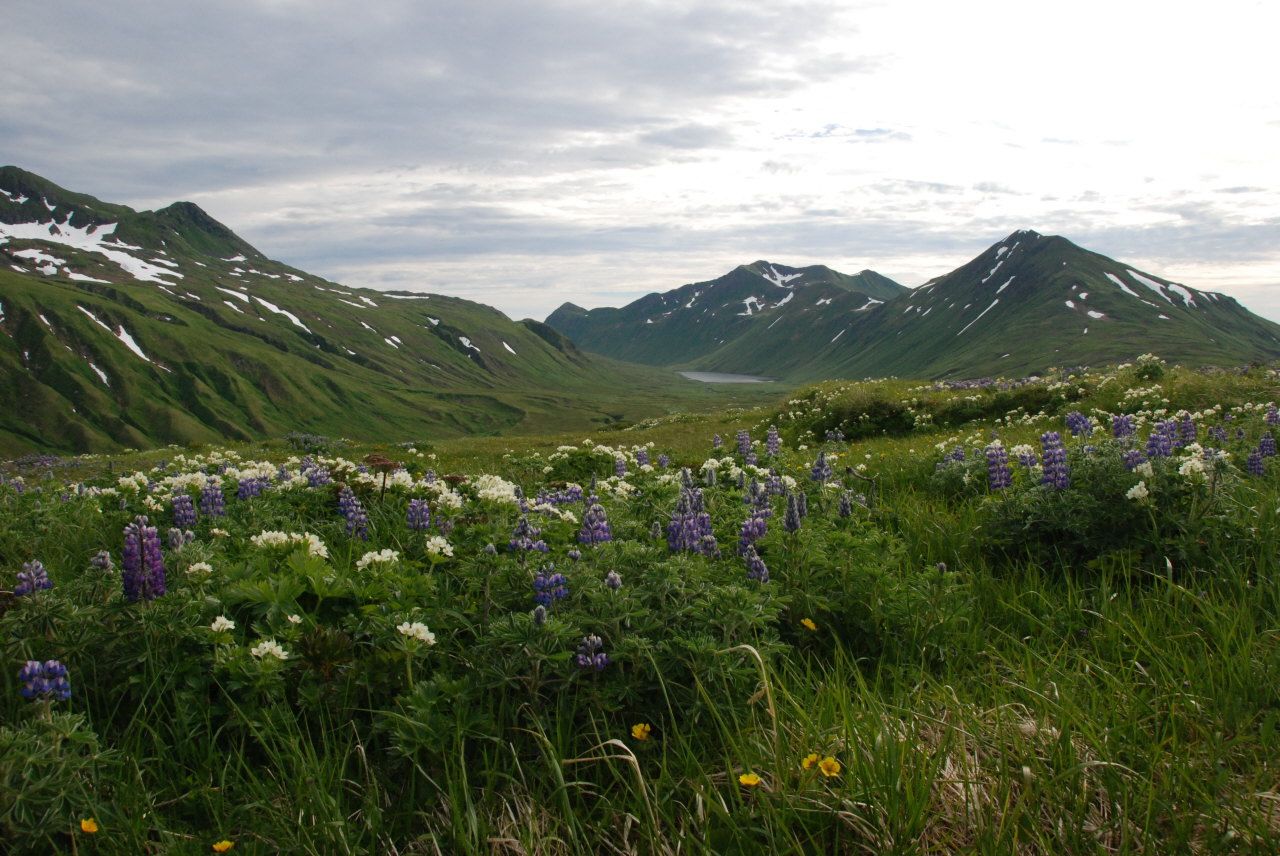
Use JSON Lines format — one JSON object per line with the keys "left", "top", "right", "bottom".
{"left": 187, "top": 561, "right": 213, "bottom": 578}
{"left": 250, "top": 639, "right": 289, "bottom": 660}
{"left": 286, "top": 614, "right": 302, "bottom": 625}
{"left": 397, "top": 621, "right": 437, "bottom": 645}
{"left": 210, "top": 528, "right": 229, "bottom": 538}
{"left": 1178, "top": 457, "right": 1206, "bottom": 479}
{"left": 356, "top": 549, "right": 401, "bottom": 570}
{"left": 472, "top": 473, "right": 521, "bottom": 504}
{"left": 425, "top": 536, "right": 453, "bottom": 557}
{"left": 1126, "top": 481, "right": 1150, "bottom": 502}
{"left": 210, "top": 615, "right": 235, "bottom": 632}
{"left": 1134, "top": 461, "right": 1154, "bottom": 478}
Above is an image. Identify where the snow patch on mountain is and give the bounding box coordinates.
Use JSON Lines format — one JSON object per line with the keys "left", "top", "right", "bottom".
{"left": 0, "top": 219, "right": 184, "bottom": 284}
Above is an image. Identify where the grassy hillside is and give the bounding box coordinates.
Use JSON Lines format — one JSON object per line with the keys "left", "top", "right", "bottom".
{"left": 0, "top": 166, "right": 777, "bottom": 454}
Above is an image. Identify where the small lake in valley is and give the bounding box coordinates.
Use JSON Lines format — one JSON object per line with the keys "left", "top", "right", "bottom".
{"left": 678, "top": 371, "right": 776, "bottom": 384}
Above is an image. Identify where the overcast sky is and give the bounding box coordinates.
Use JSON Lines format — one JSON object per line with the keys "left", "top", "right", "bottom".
{"left": 5, "top": 0, "right": 1279, "bottom": 321}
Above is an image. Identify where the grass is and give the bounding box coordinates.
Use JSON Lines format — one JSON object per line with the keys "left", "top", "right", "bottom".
{"left": 1, "top": 360, "right": 1278, "bottom": 853}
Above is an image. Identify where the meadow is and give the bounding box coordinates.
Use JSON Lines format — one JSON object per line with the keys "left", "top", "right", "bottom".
{"left": 2, "top": 355, "right": 1279, "bottom": 854}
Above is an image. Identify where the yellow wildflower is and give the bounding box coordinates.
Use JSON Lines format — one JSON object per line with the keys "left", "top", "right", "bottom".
{"left": 800, "top": 618, "right": 817, "bottom": 631}
{"left": 801, "top": 752, "right": 819, "bottom": 770}
{"left": 80, "top": 818, "right": 99, "bottom": 834}
{"left": 818, "top": 756, "right": 841, "bottom": 777}
{"left": 631, "top": 722, "right": 652, "bottom": 741}
{"left": 212, "top": 841, "right": 235, "bottom": 853}
{"left": 738, "top": 772, "right": 762, "bottom": 787}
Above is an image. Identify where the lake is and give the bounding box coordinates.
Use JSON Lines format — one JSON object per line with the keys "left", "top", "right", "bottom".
{"left": 678, "top": 371, "right": 775, "bottom": 384}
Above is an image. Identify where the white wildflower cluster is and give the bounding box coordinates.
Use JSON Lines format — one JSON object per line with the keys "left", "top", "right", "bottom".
{"left": 187, "top": 561, "right": 214, "bottom": 578}
{"left": 353, "top": 468, "right": 414, "bottom": 491}
{"left": 356, "top": 549, "right": 400, "bottom": 570}
{"left": 1126, "top": 481, "right": 1150, "bottom": 502}
{"left": 397, "top": 621, "right": 437, "bottom": 645}
{"left": 117, "top": 472, "right": 150, "bottom": 492}
{"left": 424, "top": 536, "right": 454, "bottom": 557}
{"left": 223, "top": 461, "right": 278, "bottom": 482}
{"left": 210, "top": 615, "right": 235, "bottom": 632}
{"left": 249, "top": 530, "right": 330, "bottom": 559}
{"left": 416, "top": 478, "right": 463, "bottom": 509}
{"left": 250, "top": 639, "right": 289, "bottom": 660}
{"left": 472, "top": 473, "right": 521, "bottom": 504}
{"left": 530, "top": 502, "right": 577, "bottom": 523}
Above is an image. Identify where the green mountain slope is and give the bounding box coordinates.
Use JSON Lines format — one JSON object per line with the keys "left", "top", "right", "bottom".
{"left": 545, "top": 261, "right": 906, "bottom": 368}
{"left": 809, "top": 229, "right": 1280, "bottom": 379}
{"left": 0, "top": 166, "right": 759, "bottom": 455}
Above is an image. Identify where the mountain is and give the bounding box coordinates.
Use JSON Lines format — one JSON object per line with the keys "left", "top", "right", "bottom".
{"left": 548, "top": 231, "right": 1280, "bottom": 380}
{"left": 0, "top": 166, "right": 749, "bottom": 455}
{"left": 545, "top": 260, "right": 906, "bottom": 367}
{"left": 808, "top": 229, "right": 1280, "bottom": 379}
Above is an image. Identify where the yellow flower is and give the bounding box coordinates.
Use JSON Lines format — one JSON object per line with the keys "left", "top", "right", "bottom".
{"left": 80, "top": 818, "right": 99, "bottom": 834}
{"left": 800, "top": 618, "right": 817, "bottom": 631}
{"left": 818, "top": 756, "right": 841, "bottom": 777}
{"left": 738, "top": 772, "right": 762, "bottom": 787}
{"left": 212, "top": 841, "right": 235, "bottom": 853}
{"left": 631, "top": 722, "right": 652, "bottom": 741}
{"left": 801, "top": 752, "right": 819, "bottom": 770}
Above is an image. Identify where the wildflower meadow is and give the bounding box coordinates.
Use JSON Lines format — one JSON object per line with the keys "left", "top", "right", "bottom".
{"left": 2, "top": 357, "right": 1280, "bottom": 853}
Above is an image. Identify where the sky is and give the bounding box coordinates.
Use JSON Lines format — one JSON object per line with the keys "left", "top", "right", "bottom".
{"left": 5, "top": 0, "right": 1280, "bottom": 321}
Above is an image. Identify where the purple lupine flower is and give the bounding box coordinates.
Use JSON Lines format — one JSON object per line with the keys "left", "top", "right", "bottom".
{"left": 824, "top": 427, "right": 845, "bottom": 443}
{"left": 667, "top": 486, "right": 717, "bottom": 556}
{"left": 15, "top": 560, "right": 52, "bottom": 596}
{"left": 736, "top": 470, "right": 747, "bottom": 490}
{"left": 738, "top": 512, "right": 768, "bottom": 555}
{"left": 167, "top": 528, "right": 194, "bottom": 551}
{"left": 1261, "top": 432, "right": 1277, "bottom": 458}
{"left": 578, "top": 495, "right": 612, "bottom": 546}
{"left": 337, "top": 485, "right": 369, "bottom": 540}
{"left": 1112, "top": 414, "right": 1136, "bottom": 439}
{"left": 1236, "top": 427, "right": 1247, "bottom": 441}
{"left": 949, "top": 446, "right": 966, "bottom": 463}
{"left": 650, "top": 520, "right": 663, "bottom": 540}
{"left": 533, "top": 568, "right": 569, "bottom": 607}
{"left": 1146, "top": 421, "right": 1175, "bottom": 459}
{"left": 636, "top": 448, "right": 650, "bottom": 467}
{"left": 1177, "top": 414, "right": 1196, "bottom": 446}
{"left": 1065, "top": 411, "right": 1093, "bottom": 438}
{"left": 1040, "top": 431, "right": 1069, "bottom": 490}
{"left": 605, "top": 570, "right": 622, "bottom": 590}
{"left": 407, "top": 498, "right": 431, "bottom": 531}
{"left": 91, "top": 550, "right": 113, "bottom": 571}
{"left": 736, "top": 430, "right": 752, "bottom": 457}
{"left": 1246, "top": 448, "right": 1265, "bottom": 476}
{"left": 306, "top": 465, "right": 332, "bottom": 487}
{"left": 810, "top": 452, "right": 833, "bottom": 484}
{"left": 1122, "top": 449, "right": 1147, "bottom": 471}
{"left": 838, "top": 491, "right": 854, "bottom": 518}
{"left": 1208, "top": 425, "right": 1228, "bottom": 444}
{"left": 575, "top": 635, "right": 609, "bottom": 671}
{"left": 767, "top": 425, "right": 781, "bottom": 456}
{"left": 1267, "top": 405, "right": 1279, "bottom": 426}
{"left": 614, "top": 457, "right": 627, "bottom": 478}
{"left": 712, "top": 434, "right": 723, "bottom": 449}
{"left": 797, "top": 491, "right": 808, "bottom": 518}
{"left": 745, "top": 449, "right": 758, "bottom": 466}
{"left": 1015, "top": 447, "right": 1038, "bottom": 468}
{"left": 172, "top": 493, "right": 196, "bottom": 529}
{"left": 657, "top": 454, "right": 670, "bottom": 469}
{"left": 783, "top": 492, "right": 802, "bottom": 533}
{"left": 18, "top": 660, "right": 71, "bottom": 702}
{"left": 199, "top": 479, "right": 226, "bottom": 517}
{"left": 985, "top": 442, "right": 1012, "bottom": 491}
{"left": 704, "top": 464, "right": 717, "bottom": 488}
{"left": 744, "top": 545, "right": 769, "bottom": 583}
{"left": 532, "top": 605, "right": 547, "bottom": 626}
{"left": 509, "top": 516, "right": 549, "bottom": 554}
{"left": 237, "top": 477, "right": 268, "bottom": 500}
{"left": 766, "top": 471, "right": 786, "bottom": 496}
{"left": 122, "top": 515, "right": 166, "bottom": 602}
{"left": 567, "top": 548, "right": 582, "bottom": 561}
